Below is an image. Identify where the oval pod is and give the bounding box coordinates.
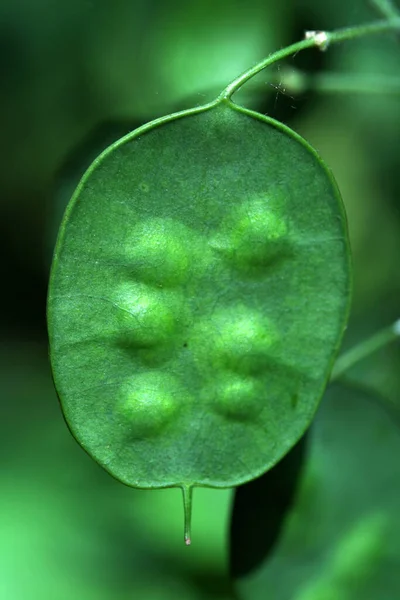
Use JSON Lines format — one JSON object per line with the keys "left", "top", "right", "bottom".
{"left": 47, "top": 99, "right": 351, "bottom": 542}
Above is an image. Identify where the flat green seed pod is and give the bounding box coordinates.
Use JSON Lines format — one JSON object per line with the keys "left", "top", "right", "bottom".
{"left": 47, "top": 98, "right": 351, "bottom": 543}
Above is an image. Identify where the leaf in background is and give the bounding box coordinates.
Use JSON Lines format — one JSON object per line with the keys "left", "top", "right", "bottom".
{"left": 229, "top": 433, "right": 307, "bottom": 578}
{"left": 236, "top": 386, "right": 400, "bottom": 600}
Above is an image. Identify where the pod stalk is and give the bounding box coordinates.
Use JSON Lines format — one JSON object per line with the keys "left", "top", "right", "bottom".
{"left": 181, "top": 485, "right": 193, "bottom": 546}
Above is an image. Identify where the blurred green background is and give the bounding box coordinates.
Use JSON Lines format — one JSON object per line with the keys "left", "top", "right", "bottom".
{"left": 1, "top": 0, "right": 399, "bottom": 599}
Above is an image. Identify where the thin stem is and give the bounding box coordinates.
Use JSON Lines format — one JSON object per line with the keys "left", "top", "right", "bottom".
{"left": 278, "top": 69, "right": 400, "bottom": 95}
{"left": 217, "top": 18, "right": 400, "bottom": 100}
{"left": 369, "top": 0, "right": 400, "bottom": 42}
{"left": 181, "top": 484, "right": 193, "bottom": 546}
{"left": 369, "top": 0, "right": 400, "bottom": 20}
{"left": 333, "top": 376, "right": 400, "bottom": 427}
{"left": 331, "top": 319, "right": 400, "bottom": 381}
{"left": 334, "top": 375, "right": 388, "bottom": 403}
{"left": 306, "top": 72, "right": 400, "bottom": 94}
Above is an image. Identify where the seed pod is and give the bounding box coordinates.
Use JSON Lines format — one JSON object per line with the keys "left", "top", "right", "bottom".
{"left": 47, "top": 99, "right": 351, "bottom": 543}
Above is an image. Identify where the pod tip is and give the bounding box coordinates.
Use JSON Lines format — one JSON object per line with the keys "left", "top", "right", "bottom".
{"left": 181, "top": 484, "right": 193, "bottom": 546}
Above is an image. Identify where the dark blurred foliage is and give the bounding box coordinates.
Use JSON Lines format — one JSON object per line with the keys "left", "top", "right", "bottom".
{"left": 230, "top": 434, "right": 308, "bottom": 577}
{"left": 1, "top": 0, "right": 399, "bottom": 599}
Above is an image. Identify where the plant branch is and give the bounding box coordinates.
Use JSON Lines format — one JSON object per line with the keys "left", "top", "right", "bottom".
{"left": 369, "top": 0, "right": 400, "bottom": 42}
{"left": 330, "top": 319, "right": 400, "bottom": 381}
{"left": 218, "top": 18, "right": 400, "bottom": 100}
{"left": 369, "top": 0, "right": 400, "bottom": 21}
{"left": 274, "top": 68, "right": 400, "bottom": 95}
{"left": 333, "top": 375, "right": 387, "bottom": 403}
{"left": 332, "top": 376, "right": 400, "bottom": 427}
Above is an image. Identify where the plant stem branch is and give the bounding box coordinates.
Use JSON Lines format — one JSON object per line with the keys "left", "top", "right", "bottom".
{"left": 276, "top": 69, "right": 400, "bottom": 95}
{"left": 218, "top": 18, "right": 400, "bottom": 100}
{"left": 369, "top": 0, "right": 400, "bottom": 42}
{"left": 330, "top": 319, "right": 400, "bottom": 381}
{"left": 332, "top": 376, "right": 400, "bottom": 427}
{"left": 369, "top": 0, "right": 400, "bottom": 21}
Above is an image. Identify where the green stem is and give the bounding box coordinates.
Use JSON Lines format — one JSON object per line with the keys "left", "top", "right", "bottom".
{"left": 330, "top": 319, "right": 400, "bottom": 381}
{"left": 218, "top": 18, "right": 400, "bottom": 100}
{"left": 181, "top": 484, "right": 193, "bottom": 546}
{"left": 332, "top": 376, "right": 400, "bottom": 428}
{"left": 335, "top": 374, "right": 398, "bottom": 411}
{"left": 278, "top": 69, "right": 400, "bottom": 95}
{"left": 333, "top": 375, "right": 388, "bottom": 403}
{"left": 369, "top": 0, "right": 400, "bottom": 21}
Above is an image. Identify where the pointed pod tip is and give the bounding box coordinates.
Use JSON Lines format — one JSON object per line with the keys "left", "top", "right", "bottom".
{"left": 181, "top": 484, "right": 194, "bottom": 547}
